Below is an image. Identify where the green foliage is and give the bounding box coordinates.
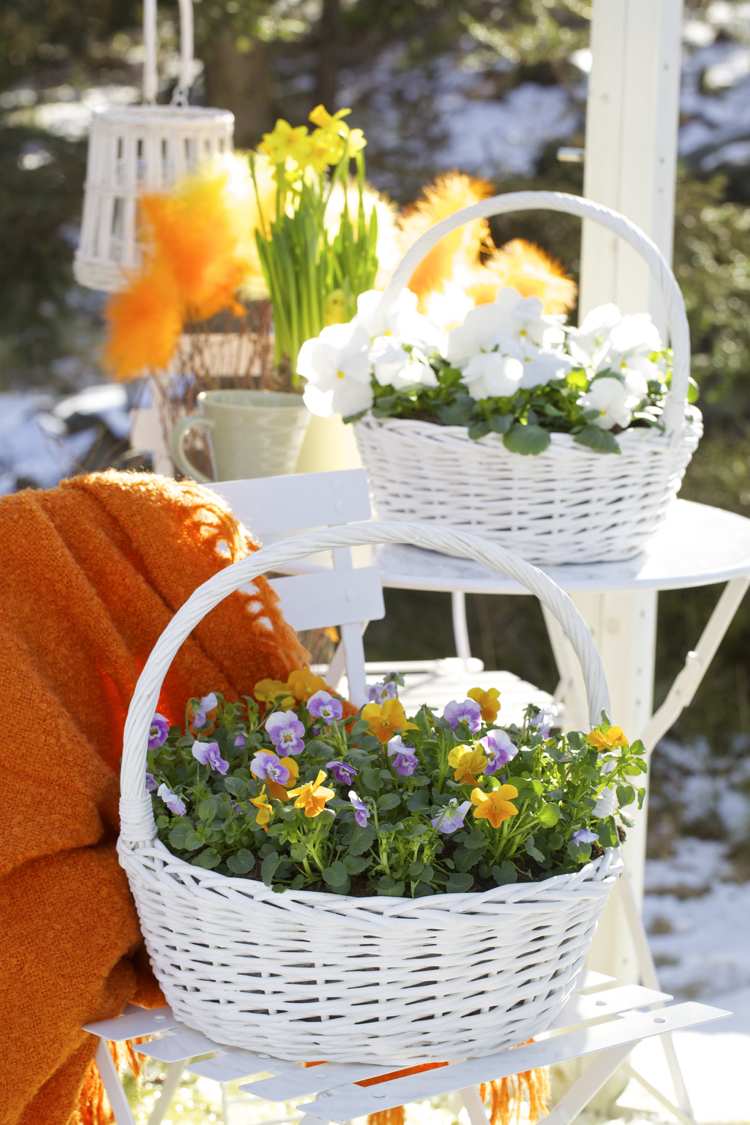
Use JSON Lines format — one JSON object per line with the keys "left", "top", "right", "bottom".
{"left": 149, "top": 689, "right": 645, "bottom": 896}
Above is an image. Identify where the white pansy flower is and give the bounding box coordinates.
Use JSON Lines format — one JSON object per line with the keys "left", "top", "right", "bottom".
{"left": 370, "top": 336, "right": 410, "bottom": 387}
{"left": 447, "top": 287, "right": 563, "bottom": 365}
{"left": 297, "top": 320, "right": 373, "bottom": 418}
{"left": 567, "top": 304, "right": 622, "bottom": 370}
{"left": 371, "top": 338, "right": 437, "bottom": 390}
{"left": 463, "top": 353, "right": 524, "bottom": 400}
{"left": 355, "top": 288, "right": 443, "bottom": 352}
{"left": 619, "top": 354, "right": 662, "bottom": 399}
{"left": 569, "top": 304, "right": 663, "bottom": 374}
{"left": 593, "top": 787, "right": 618, "bottom": 819}
{"left": 519, "top": 347, "right": 574, "bottom": 389}
{"left": 422, "top": 282, "right": 475, "bottom": 332}
{"left": 579, "top": 375, "right": 637, "bottom": 430}
{"left": 608, "top": 313, "right": 662, "bottom": 358}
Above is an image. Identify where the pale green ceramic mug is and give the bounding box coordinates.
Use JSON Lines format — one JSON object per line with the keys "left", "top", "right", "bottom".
{"left": 170, "top": 389, "right": 310, "bottom": 482}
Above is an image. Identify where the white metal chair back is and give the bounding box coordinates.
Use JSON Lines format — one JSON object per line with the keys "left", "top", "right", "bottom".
{"left": 210, "top": 469, "right": 383, "bottom": 707}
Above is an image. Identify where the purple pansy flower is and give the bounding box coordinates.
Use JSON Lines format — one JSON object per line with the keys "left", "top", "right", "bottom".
{"left": 250, "top": 749, "right": 292, "bottom": 784}
{"left": 481, "top": 729, "right": 519, "bottom": 774}
{"left": 234, "top": 731, "right": 248, "bottom": 749}
{"left": 192, "top": 692, "right": 218, "bottom": 729}
{"left": 145, "top": 771, "right": 158, "bottom": 793}
{"left": 443, "top": 698, "right": 482, "bottom": 733}
{"left": 571, "top": 827, "right": 599, "bottom": 846}
{"left": 307, "top": 690, "right": 343, "bottom": 725}
{"left": 157, "top": 783, "right": 186, "bottom": 816}
{"left": 368, "top": 679, "right": 398, "bottom": 704}
{"left": 431, "top": 799, "right": 471, "bottom": 835}
{"left": 529, "top": 708, "right": 554, "bottom": 739}
{"left": 148, "top": 713, "right": 170, "bottom": 749}
{"left": 348, "top": 790, "right": 370, "bottom": 827}
{"left": 387, "top": 735, "right": 418, "bottom": 777}
{"left": 326, "top": 760, "right": 358, "bottom": 786}
{"left": 192, "top": 739, "right": 230, "bottom": 775}
{"left": 265, "top": 710, "right": 306, "bottom": 756}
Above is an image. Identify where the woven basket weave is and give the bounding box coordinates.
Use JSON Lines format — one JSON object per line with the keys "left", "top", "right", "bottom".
{"left": 119, "top": 521, "right": 621, "bottom": 1063}
{"left": 354, "top": 191, "right": 702, "bottom": 566}
{"left": 74, "top": 0, "right": 233, "bottom": 293}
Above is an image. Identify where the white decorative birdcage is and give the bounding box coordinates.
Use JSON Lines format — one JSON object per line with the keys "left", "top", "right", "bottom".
{"left": 74, "top": 0, "right": 234, "bottom": 292}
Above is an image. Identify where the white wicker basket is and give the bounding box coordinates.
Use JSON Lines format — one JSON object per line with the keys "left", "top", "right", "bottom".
{"left": 74, "top": 0, "right": 234, "bottom": 292}
{"left": 354, "top": 191, "right": 702, "bottom": 566}
{"left": 119, "top": 521, "right": 622, "bottom": 1064}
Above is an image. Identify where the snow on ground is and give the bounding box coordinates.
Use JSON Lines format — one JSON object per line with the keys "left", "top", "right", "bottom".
{"left": 0, "top": 392, "right": 97, "bottom": 493}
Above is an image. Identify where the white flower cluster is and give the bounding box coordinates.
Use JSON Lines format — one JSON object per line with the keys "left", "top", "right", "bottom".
{"left": 297, "top": 287, "right": 667, "bottom": 431}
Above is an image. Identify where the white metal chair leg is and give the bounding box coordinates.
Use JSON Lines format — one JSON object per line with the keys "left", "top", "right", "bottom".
{"left": 543, "top": 1045, "right": 633, "bottom": 1125}
{"left": 460, "top": 1085, "right": 490, "bottom": 1124}
{"left": 451, "top": 591, "right": 472, "bottom": 660}
{"left": 147, "top": 1060, "right": 185, "bottom": 1125}
{"left": 95, "top": 1040, "right": 137, "bottom": 1125}
{"left": 617, "top": 875, "right": 696, "bottom": 1120}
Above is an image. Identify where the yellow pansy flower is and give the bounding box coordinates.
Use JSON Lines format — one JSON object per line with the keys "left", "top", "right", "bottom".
{"left": 287, "top": 668, "right": 330, "bottom": 702}
{"left": 447, "top": 743, "right": 488, "bottom": 785}
{"left": 468, "top": 686, "right": 501, "bottom": 723}
{"left": 266, "top": 755, "right": 300, "bottom": 802}
{"left": 361, "top": 699, "right": 419, "bottom": 743}
{"left": 471, "top": 785, "right": 519, "bottom": 829}
{"left": 251, "top": 786, "right": 274, "bottom": 830}
{"left": 254, "top": 678, "right": 295, "bottom": 708}
{"left": 587, "top": 725, "right": 628, "bottom": 752}
{"left": 288, "top": 770, "right": 335, "bottom": 818}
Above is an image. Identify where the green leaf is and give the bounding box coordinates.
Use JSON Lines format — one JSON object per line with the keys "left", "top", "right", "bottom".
{"left": 261, "top": 852, "right": 281, "bottom": 885}
{"left": 538, "top": 802, "right": 561, "bottom": 827}
{"left": 566, "top": 368, "right": 588, "bottom": 390}
{"left": 183, "top": 829, "right": 204, "bottom": 851}
{"left": 226, "top": 849, "right": 254, "bottom": 875}
{"left": 437, "top": 398, "right": 473, "bottom": 426}
{"left": 193, "top": 848, "right": 221, "bottom": 870}
{"left": 377, "top": 876, "right": 405, "bottom": 896}
{"left": 197, "top": 797, "right": 219, "bottom": 823}
{"left": 378, "top": 793, "right": 401, "bottom": 812}
{"left": 468, "top": 420, "right": 491, "bottom": 441}
{"left": 616, "top": 784, "right": 636, "bottom": 808}
{"left": 491, "top": 861, "right": 517, "bottom": 885}
{"left": 445, "top": 871, "right": 474, "bottom": 893}
{"left": 343, "top": 855, "right": 369, "bottom": 875}
{"left": 224, "top": 776, "right": 249, "bottom": 799}
{"left": 574, "top": 425, "right": 621, "bottom": 454}
{"left": 168, "top": 822, "right": 190, "bottom": 850}
{"left": 524, "top": 837, "right": 545, "bottom": 863}
{"left": 348, "top": 826, "right": 376, "bottom": 855}
{"left": 322, "top": 861, "right": 350, "bottom": 889}
{"left": 488, "top": 414, "right": 513, "bottom": 434}
{"left": 503, "top": 423, "right": 551, "bottom": 455}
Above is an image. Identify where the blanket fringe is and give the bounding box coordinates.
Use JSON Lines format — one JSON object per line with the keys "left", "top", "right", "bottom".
{"left": 77, "top": 1040, "right": 144, "bottom": 1125}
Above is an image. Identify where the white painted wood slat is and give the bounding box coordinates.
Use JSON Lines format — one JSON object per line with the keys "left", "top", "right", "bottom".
{"left": 269, "top": 569, "right": 384, "bottom": 632}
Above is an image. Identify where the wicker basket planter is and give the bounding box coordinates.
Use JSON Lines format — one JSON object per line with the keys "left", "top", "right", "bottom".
{"left": 353, "top": 191, "right": 701, "bottom": 566}
{"left": 120, "top": 522, "right": 621, "bottom": 1063}
{"left": 74, "top": 0, "right": 233, "bottom": 293}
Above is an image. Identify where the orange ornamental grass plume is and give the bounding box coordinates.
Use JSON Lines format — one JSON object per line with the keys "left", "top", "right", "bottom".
{"left": 398, "top": 172, "right": 493, "bottom": 304}
{"left": 103, "top": 155, "right": 261, "bottom": 381}
{"left": 103, "top": 259, "right": 182, "bottom": 380}
{"left": 470, "top": 239, "right": 577, "bottom": 315}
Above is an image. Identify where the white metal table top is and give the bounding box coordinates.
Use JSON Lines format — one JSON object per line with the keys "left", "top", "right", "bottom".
{"left": 277, "top": 500, "right": 750, "bottom": 595}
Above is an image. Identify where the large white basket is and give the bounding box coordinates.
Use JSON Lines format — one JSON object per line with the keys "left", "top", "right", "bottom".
{"left": 354, "top": 192, "right": 702, "bottom": 566}
{"left": 74, "top": 0, "right": 234, "bottom": 293}
{"left": 119, "top": 522, "right": 621, "bottom": 1064}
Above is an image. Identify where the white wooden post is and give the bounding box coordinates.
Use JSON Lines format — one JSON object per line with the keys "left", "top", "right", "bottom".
{"left": 576, "top": 0, "right": 684, "bottom": 981}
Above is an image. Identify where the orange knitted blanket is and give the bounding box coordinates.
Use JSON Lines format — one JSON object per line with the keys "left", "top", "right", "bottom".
{"left": 0, "top": 471, "right": 308, "bottom": 1125}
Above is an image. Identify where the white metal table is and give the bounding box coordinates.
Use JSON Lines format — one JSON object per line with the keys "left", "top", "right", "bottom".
{"left": 85, "top": 973, "right": 726, "bottom": 1125}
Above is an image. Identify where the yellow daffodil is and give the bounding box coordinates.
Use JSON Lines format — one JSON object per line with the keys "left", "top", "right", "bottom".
{"left": 309, "top": 104, "right": 351, "bottom": 131}
{"left": 471, "top": 785, "right": 519, "bottom": 829}
{"left": 587, "top": 725, "right": 628, "bottom": 752}
{"left": 287, "top": 668, "right": 330, "bottom": 702}
{"left": 288, "top": 770, "right": 335, "bottom": 818}
{"left": 309, "top": 104, "right": 366, "bottom": 163}
{"left": 266, "top": 755, "right": 299, "bottom": 802}
{"left": 254, "top": 678, "right": 295, "bottom": 708}
{"left": 468, "top": 686, "right": 501, "bottom": 724}
{"left": 251, "top": 786, "right": 274, "bottom": 830}
{"left": 361, "top": 699, "right": 419, "bottom": 743}
{"left": 258, "top": 119, "right": 311, "bottom": 168}
{"left": 447, "top": 743, "right": 488, "bottom": 785}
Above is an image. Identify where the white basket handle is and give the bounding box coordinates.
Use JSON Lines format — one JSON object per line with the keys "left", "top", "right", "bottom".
{"left": 143, "top": 0, "right": 195, "bottom": 106}
{"left": 120, "top": 521, "right": 611, "bottom": 845}
{"left": 377, "top": 191, "right": 690, "bottom": 436}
